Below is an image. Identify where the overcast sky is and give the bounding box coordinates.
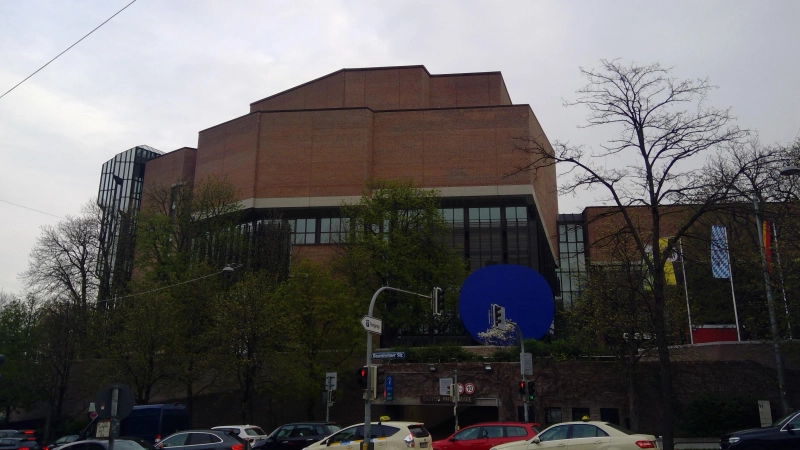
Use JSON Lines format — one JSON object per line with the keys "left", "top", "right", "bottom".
{"left": 1, "top": 0, "right": 799, "bottom": 295}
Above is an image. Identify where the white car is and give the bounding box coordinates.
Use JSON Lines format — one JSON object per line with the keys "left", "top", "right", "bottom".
{"left": 213, "top": 425, "right": 269, "bottom": 446}
{"left": 489, "top": 421, "right": 657, "bottom": 450}
{"left": 304, "top": 421, "right": 431, "bottom": 450}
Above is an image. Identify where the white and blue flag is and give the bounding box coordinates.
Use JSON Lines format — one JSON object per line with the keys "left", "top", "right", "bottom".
{"left": 711, "top": 225, "right": 731, "bottom": 279}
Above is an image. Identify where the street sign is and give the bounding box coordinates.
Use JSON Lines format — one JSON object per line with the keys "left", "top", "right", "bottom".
{"left": 758, "top": 400, "right": 772, "bottom": 427}
{"left": 95, "top": 384, "right": 135, "bottom": 420}
{"left": 361, "top": 316, "right": 383, "bottom": 334}
{"left": 457, "top": 383, "right": 464, "bottom": 394}
{"left": 372, "top": 351, "right": 406, "bottom": 359}
{"left": 521, "top": 352, "right": 533, "bottom": 376}
{"left": 325, "top": 372, "right": 337, "bottom": 390}
{"left": 385, "top": 375, "right": 394, "bottom": 401}
{"left": 439, "top": 378, "right": 453, "bottom": 395}
{"left": 96, "top": 420, "right": 111, "bottom": 438}
{"left": 464, "top": 383, "right": 476, "bottom": 395}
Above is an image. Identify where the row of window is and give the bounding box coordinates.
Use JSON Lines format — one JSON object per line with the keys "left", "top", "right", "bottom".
{"left": 555, "top": 222, "right": 587, "bottom": 309}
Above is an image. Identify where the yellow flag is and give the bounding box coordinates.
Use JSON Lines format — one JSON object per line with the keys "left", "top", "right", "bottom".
{"left": 660, "top": 238, "right": 677, "bottom": 285}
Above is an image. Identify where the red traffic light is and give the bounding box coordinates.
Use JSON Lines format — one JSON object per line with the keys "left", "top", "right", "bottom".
{"left": 518, "top": 381, "right": 526, "bottom": 395}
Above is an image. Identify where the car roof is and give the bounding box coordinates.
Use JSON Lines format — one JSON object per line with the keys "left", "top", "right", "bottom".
{"left": 212, "top": 426, "right": 259, "bottom": 429}
{"left": 461, "top": 422, "right": 537, "bottom": 426}
{"left": 278, "top": 423, "right": 337, "bottom": 426}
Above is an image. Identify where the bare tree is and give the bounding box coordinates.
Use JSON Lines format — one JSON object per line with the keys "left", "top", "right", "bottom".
{"left": 515, "top": 60, "right": 749, "bottom": 449}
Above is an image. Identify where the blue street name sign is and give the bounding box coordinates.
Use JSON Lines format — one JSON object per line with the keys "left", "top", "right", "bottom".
{"left": 385, "top": 375, "right": 394, "bottom": 401}
{"left": 371, "top": 351, "right": 406, "bottom": 360}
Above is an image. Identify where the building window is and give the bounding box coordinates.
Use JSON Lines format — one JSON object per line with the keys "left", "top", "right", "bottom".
{"left": 288, "top": 218, "right": 316, "bottom": 245}
{"left": 600, "top": 408, "right": 620, "bottom": 425}
{"left": 571, "top": 407, "right": 590, "bottom": 422}
{"left": 440, "top": 208, "right": 466, "bottom": 250}
{"left": 468, "top": 207, "right": 502, "bottom": 270}
{"left": 545, "top": 407, "right": 562, "bottom": 425}
{"left": 320, "top": 217, "right": 348, "bottom": 244}
{"left": 506, "top": 206, "right": 530, "bottom": 266}
{"left": 555, "top": 220, "right": 587, "bottom": 309}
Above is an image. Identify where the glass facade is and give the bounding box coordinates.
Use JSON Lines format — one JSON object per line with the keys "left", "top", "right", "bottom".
{"left": 555, "top": 213, "right": 587, "bottom": 309}
{"left": 97, "top": 145, "right": 163, "bottom": 297}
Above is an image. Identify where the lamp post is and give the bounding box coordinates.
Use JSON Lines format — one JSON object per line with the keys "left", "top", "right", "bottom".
{"left": 754, "top": 165, "right": 798, "bottom": 416}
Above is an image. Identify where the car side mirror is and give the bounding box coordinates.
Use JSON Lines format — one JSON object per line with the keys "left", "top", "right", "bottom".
{"left": 531, "top": 438, "right": 540, "bottom": 444}
{"left": 324, "top": 440, "right": 331, "bottom": 447}
{"left": 787, "top": 424, "right": 796, "bottom": 431}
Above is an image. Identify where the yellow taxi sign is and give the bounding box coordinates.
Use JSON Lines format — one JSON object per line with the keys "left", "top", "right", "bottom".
{"left": 379, "top": 416, "right": 391, "bottom": 421}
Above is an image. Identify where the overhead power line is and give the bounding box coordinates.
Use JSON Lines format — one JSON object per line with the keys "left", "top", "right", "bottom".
{"left": 0, "top": 199, "right": 64, "bottom": 219}
{"left": 0, "top": 0, "right": 138, "bottom": 101}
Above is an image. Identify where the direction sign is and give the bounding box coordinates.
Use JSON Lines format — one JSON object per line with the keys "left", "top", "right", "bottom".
{"left": 521, "top": 352, "right": 533, "bottom": 376}
{"left": 385, "top": 375, "right": 394, "bottom": 401}
{"left": 361, "top": 316, "right": 383, "bottom": 334}
{"left": 325, "top": 372, "right": 337, "bottom": 390}
{"left": 372, "top": 351, "right": 406, "bottom": 360}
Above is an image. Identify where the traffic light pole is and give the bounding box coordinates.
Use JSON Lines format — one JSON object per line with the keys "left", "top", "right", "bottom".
{"left": 364, "top": 286, "right": 433, "bottom": 450}
{"left": 510, "top": 322, "right": 529, "bottom": 423}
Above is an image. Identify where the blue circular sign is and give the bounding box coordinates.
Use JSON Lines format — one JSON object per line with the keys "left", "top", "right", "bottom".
{"left": 459, "top": 264, "right": 554, "bottom": 342}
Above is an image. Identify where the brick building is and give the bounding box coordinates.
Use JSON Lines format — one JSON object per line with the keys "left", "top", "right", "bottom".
{"left": 108, "top": 65, "right": 560, "bottom": 292}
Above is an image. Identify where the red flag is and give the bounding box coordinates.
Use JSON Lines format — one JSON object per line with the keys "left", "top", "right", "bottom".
{"left": 763, "top": 220, "right": 772, "bottom": 273}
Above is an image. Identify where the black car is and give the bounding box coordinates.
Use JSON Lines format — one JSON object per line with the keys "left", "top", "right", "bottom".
{"left": 0, "top": 439, "right": 40, "bottom": 450}
{"left": 720, "top": 410, "right": 800, "bottom": 449}
{"left": 253, "top": 423, "right": 340, "bottom": 450}
{"left": 156, "top": 430, "right": 247, "bottom": 450}
{"left": 59, "top": 438, "right": 155, "bottom": 450}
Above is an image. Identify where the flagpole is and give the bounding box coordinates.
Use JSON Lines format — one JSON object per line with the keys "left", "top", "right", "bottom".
{"left": 724, "top": 227, "right": 742, "bottom": 341}
{"left": 772, "top": 223, "right": 793, "bottom": 339}
{"left": 679, "top": 238, "right": 694, "bottom": 344}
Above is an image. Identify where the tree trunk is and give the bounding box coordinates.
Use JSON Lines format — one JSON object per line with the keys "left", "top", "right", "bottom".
{"left": 653, "top": 285, "right": 674, "bottom": 450}
{"left": 627, "top": 343, "right": 641, "bottom": 432}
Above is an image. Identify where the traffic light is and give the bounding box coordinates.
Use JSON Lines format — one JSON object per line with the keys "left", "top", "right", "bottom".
{"left": 518, "top": 381, "right": 526, "bottom": 396}
{"left": 356, "top": 366, "right": 368, "bottom": 388}
{"left": 369, "top": 365, "right": 386, "bottom": 400}
{"left": 432, "top": 287, "right": 443, "bottom": 315}
{"left": 527, "top": 381, "right": 536, "bottom": 401}
{"left": 490, "top": 304, "right": 506, "bottom": 328}
{"left": 447, "top": 384, "right": 459, "bottom": 402}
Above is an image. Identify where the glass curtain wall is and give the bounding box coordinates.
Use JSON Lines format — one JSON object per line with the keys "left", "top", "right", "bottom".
{"left": 555, "top": 214, "right": 587, "bottom": 309}
{"left": 97, "top": 145, "right": 163, "bottom": 298}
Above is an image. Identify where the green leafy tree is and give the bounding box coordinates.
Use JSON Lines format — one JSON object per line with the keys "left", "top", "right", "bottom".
{"left": 335, "top": 179, "right": 467, "bottom": 346}
{"left": 0, "top": 293, "right": 43, "bottom": 423}
{"left": 213, "top": 271, "right": 293, "bottom": 423}
{"left": 277, "top": 260, "right": 362, "bottom": 419}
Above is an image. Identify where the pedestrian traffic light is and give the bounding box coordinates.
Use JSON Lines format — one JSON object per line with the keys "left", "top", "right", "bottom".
{"left": 527, "top": 381, "right": 536, "bottom": 401}
{"left": 490, "top": 304, "right": 505, "bottom": 328}
{"left": 432, "top": 287, "right": 443, "bottom": 315}
{"left": 369, "top": 365, "right": 386, "bottom": 400}
{"left": 356, "top": 366, "right": 368, "bottom": 388}
{"left": 518, "top": 381, "right": 526, "bottom": 396}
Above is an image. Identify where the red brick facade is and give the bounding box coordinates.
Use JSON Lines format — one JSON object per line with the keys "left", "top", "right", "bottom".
{"left": 143, "top": 65, "right": 559, "bottom": 258}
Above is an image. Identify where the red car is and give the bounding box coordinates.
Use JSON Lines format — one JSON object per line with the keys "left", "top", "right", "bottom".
{"left": 432, "top": 422, "right": 540, "bottom": 450}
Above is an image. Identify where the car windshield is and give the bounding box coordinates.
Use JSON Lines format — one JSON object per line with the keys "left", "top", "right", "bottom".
{"left": 245, "top": 429, "right": 260, "bottom": 436}
{"left": 772, "top": 411, "right": 800, "bottom": 427}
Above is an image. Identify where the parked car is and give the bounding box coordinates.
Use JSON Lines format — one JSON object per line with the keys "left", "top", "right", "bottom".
{"left": 489, "top": 421, "right": 657, "bottom": 450}
{"left": 120, "top": 404, "right": 192, "bottom": 444}
{"left": 49, "top": 436, "right": 79, "bottom": 450}
{"left": 253, "top": 423, "right": 340, "bottom": 450}
{"left": 156, "top": 430, "right": 247, "bottom": 450}
{"left": 720, "top": 409, "right": 800, "bottom": 449}
{"left": 212, "top": 426, "right": 268, "bottom": 446}
{"left": 0, "top": 438, "right": 41, "bottom": 450}
{"left": 303, "top": 420, "right": 431, "bottom": 450}
{"left": 0, "top": 431, "right": 36, "bottom": 441}
{"left": 58, "top": 437, "right": 155, "bottom": 450}
{"left": 432, "top": 422, "right": 540, "bottom": 450}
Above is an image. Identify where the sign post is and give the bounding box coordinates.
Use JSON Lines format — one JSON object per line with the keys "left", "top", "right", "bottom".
{"left": 325, "top": 373, "right": 337, "bottom": 422}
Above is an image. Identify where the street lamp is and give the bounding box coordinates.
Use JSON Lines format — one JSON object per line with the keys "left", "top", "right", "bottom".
{"left": 754, "top": 167, "right": 798, "bottom": 416}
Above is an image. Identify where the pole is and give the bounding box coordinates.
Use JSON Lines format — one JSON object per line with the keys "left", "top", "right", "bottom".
{"left": 512, "top": 323, "right": 529, "bottom": 423}
{"left": 326, "top": 389, "right": 331, "bottom": 422}
{"left": 679, "top": 239, "right": 694, "bottom": 344}
{"left": 723, "top": 227, "right": 742, "bottom": 341}
{"left": 753, "top": 198, "right": 791, "bottom": 415}
{"left": 364, "top": 286, "right": 432, "bottom": 449}
{"left": 453, "top": 369, "right": 458, "bottom": 433}
{"left": 772, "top": 223, "right": 793, "bottom": 339}
{"left": 109, "top": 386, "right": 118, "bottom": 450}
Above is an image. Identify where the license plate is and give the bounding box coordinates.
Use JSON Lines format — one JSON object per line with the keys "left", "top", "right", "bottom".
{"left": 419, "top": 443, "right": 428, "bottom": 448}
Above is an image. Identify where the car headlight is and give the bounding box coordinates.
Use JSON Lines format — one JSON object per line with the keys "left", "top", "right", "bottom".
{"left": 727, "top": 437, "right": 740, "bottom": 444}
